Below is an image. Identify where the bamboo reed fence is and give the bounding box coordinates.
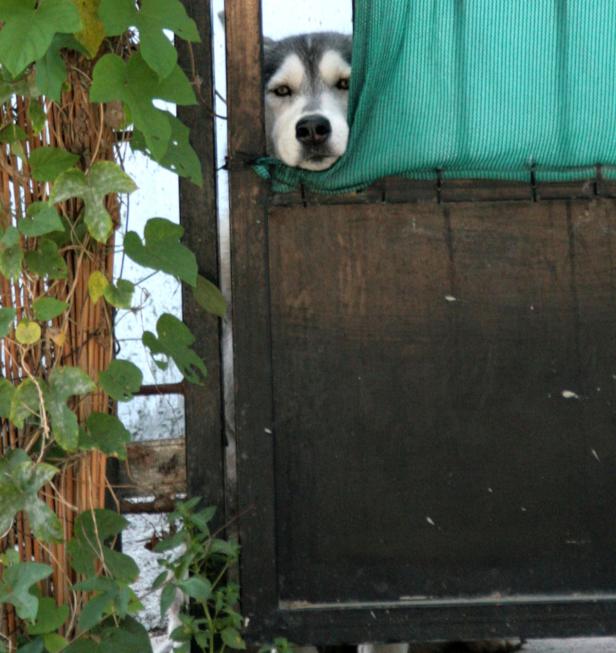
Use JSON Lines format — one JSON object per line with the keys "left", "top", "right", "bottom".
{"left": 0, "top": 56, "right": 119, "bottom": 641}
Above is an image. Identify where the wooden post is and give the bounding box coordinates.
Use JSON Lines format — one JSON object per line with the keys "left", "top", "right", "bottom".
{"left": 224, "top": 0, "right": 279, "bottom": 630}
{"left": 178, "top": 1, "right": 225, "bottom": 515}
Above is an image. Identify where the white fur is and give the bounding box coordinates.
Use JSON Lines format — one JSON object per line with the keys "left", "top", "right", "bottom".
{"left": 319, "top": 49, "right": 351, "bottom": 86}
{"left": 265, "top": 50, "right": 350, "bottom": 170}
{"left": 268, "top": 53, "right": 306, "bottom": 91}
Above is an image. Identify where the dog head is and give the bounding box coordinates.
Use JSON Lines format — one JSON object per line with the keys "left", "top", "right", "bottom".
{"left": 263, "top": 32, "right": 352, "bottom": 171}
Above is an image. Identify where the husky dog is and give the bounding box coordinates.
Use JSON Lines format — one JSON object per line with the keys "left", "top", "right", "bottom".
{"left": 263, "top": 32, "right": 352, "bottom": 170}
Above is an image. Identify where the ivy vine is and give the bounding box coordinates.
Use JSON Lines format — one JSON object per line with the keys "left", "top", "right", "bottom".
{"left": 0, "top": 1, "right": 250, "bottom": 652}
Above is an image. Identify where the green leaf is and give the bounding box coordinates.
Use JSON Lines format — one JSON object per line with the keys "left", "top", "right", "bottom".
{"left": 29, "top": 597, "right": 69, "bottom": 635}
{"left": 261, "top": 638, "right": 294, "bottom": 653}
{"left": 28, "top": 499, "right": 64, "bottom": 543}
{"left": 0, "top": 73, "right": 38, "bottom": 104}
{"left": 124, "top": 218, "right": 197, "bottom": 286}
{"left": 42, "top": 634, "right": 68, "bottom": 653}
{"left": 152, "top": 529, "right": 184, "bottom": 553}
{"left": 45, "top": 400, "right": 77, "bottom": 450}
{"left": 78, "top": 592, "right": 114, "bottom": 632}
{"left": 35, "top": 34, "right": 68, "bottom": 102}
{"left": 64, "top": 640, "right": 101, "bottom": 653}
{"left": 72, "top": 0, "right": 105, "bottom": 57}
{"left": 132, "top": 115, "right": 202, "bottom": 185}
{"left": 49, "top": 366, "right": 96, "bottom": 397}
{"left": 45, "top": 367, "right": 96, "bottom": 451}
{"left": 119, "top": 585, "right": 142, "bottom": 615}
{"left": 75, "top": 507, "right": 127, "bottom": 541}
{"left": 25, "top": 239, "right": 67, "bottom": 280}
{"left": 16, "top": 319, "right": 41, "bottom": 345}
{"left": 19, "top": 202, "right": 65, "bottom": 238}
{"left": 176, "top": 495, "right": 201, "bottom": 512}
{"left": 221, "top": 628, "right": 246, "bottom": 650}
{"left": 69, "top": 509, "right": 127, "bottom": 576}
{"left": 0, "top": 306, "right": 16, "bottom": 337}
{"left": 0, "top": 378, "right": 15, "bottom": 418}
{"left": 102, "top": 547, "right": 139, "bottom": 583}
{"left": 80, "top": 412, "right": 131, "bottom": 459}
{"left": 99, "top": 0, "right": 200, "bottom": 79}
{"left": 102, "top": 279, "right": 134, "bottom": 309}
{"left": 33, "top": 297, "right": 68, "bottom": 321}
{"left": 96, "top": 0, "right": 133, "bottom": 33}
{"left": 152, "top": 571, "right": 168, "bottom": 590}
{"left": 28, "top": 101, "right": 46, "bottom": 134}
{"left": 88, "top": 271, "right": 109, "bottom": 304}
{"left": 0, "top": 0, "right": 82, "bottom": 77}
{"left": 74, "top": 577, "right": 117, "bottom": 593}
{"left": 98, "top": 360, "right": 143, "bottom": 401}
{"left": 143, "top": 314, "right": 207, "bottom": 384}
{"left": 0, "top": 123, "right": 27, "bottom": 144}
{"left": 0, "top": 561, "right": 52, "bottom": 621}
{"left": 30, "top": 147, "right": 79, "bottom": 182}
{"left": 67, "top": 538, "right": 96, "bottom": 577}
{"left": 210, "top": 537, "right": 240, "bottom": 558}
{"left": 0, "top": 548, "right": 18, "bottom": 566}
{"left": 160, "top": 583, "right": 177, "bottom": 619}
{"left": 50, "top": 162, "right": 137, "bottom": 243}
{"left": 10, "top": 379, "right": 41, "bottom": 428}
{"left": 0, "top": 449, "right": 62, "bottom": 543}
{"left": 17, "top": 638, "right": 44, "bottom": 653}
{"left": 193, "top": 275, "right": 226, "bottom": 317}
{"left": 90, "top": 52, "right": 196, "bottom": 160}
{"left": 188, "top": 506, "right": 215, "bottom": 534}
{"left": 0, "top": 226, "right": 23, "bottom": 280}
{"left": 177, "top": 576, "right": 211, "bottom": 602}
{"left": 98, "top": 617, "right": 153, "bottom": 653}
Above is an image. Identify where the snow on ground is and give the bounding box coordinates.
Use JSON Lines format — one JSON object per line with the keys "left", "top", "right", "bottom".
{"left": 123, "top": 513, "right": 169, "bottom": 632}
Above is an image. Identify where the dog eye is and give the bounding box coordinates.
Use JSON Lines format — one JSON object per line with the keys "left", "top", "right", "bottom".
{"left": 272, "top": 85, "right": 293, "bottom": 97}
{"left": 336, "top": 78, "right": 350, "bottom": 90}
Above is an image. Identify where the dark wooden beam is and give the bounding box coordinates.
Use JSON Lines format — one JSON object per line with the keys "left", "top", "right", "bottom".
{"left": 177, "top": 0, "right": 226, "bottom": 517}
{"left": 224, "top": 0, "right": 279, "bottom": 628}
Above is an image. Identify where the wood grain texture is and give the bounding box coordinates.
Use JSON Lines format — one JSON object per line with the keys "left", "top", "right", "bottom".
{"left": 177, "top": 0, "right": 225, "bottom": 515}
{"left": 117, "top": 437, "right": 186, "bottom": 499}
{"left": 225, "top": 0, "right": 278, "bottom": 625}
{"left": 236, "top": 198, "right": 616, "bottom": 641}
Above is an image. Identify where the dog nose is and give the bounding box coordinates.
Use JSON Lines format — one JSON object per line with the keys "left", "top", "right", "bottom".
{"left": 296, "top": 115, "right": 331, "bottom": 145}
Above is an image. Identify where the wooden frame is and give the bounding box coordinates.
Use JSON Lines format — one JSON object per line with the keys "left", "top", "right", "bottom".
{"left": 178, "top": 0, "right": 225, "bottom": 516}
{"left": 224, "top": 1, "right": 616, "bottom": 645}
{"left": 224, "top": 0, "right": 279, "bottom": 620}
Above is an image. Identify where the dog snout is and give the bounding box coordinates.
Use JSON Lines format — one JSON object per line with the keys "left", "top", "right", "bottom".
{"left": 295, "top": 115, "right": 331, "bottom": 146}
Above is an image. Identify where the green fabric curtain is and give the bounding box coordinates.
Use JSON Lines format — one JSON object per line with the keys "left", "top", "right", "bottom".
{"left": 258, "top": 0, "right": 616, "bottom": 192}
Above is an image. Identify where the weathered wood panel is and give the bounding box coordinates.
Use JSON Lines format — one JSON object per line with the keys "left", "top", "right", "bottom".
{"left": 268, "top": 200, "right": 616, "bottom": 603}
{"left": 177, "top": 0, "right": 225, "bottom": 515}
{"left": 116, "top": 438, "right": 186, "bottom": 513}
{"left": 269, "top": 177, "right": 606, "bottom": 207}
{"left": 224, "top": 0, "right": 278, "bottom": 622}
{"left": 231, "top": 197, "right": 616, "bottom": 642}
